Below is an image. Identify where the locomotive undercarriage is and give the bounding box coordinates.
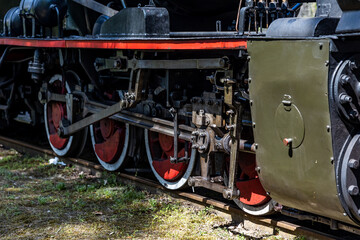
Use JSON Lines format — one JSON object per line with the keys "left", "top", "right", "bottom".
{"left": 6, "top": 46, "right": 271, "bottom": 214}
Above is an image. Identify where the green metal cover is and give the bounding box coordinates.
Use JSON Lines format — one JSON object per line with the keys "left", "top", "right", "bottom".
{"left": 248, "top": 40, "right": 351, "bottom": 224}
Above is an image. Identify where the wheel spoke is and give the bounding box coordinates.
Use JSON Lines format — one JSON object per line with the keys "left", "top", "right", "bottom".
{"left": 146, "top": 130, "right": 194, "bottom": 184}
{"left": 90, "top": 119, "right": 129, "bottom": 171}
{"left": 224, "top": 152, "right": 273, "bottom": 215}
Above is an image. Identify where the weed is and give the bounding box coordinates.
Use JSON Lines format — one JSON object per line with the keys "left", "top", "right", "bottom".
{"left": 37, "top": 196, "right": 55, "bottom": 205}
{"left": 56, "top": 182, "right": 66, "bottom": 191}
{"left": 76, "top": 185, "right": 87, "bottom": 192}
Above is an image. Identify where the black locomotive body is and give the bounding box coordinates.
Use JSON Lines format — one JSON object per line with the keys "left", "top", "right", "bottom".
{"left": 2, "top": 0, "right": 360, "bottom": 232}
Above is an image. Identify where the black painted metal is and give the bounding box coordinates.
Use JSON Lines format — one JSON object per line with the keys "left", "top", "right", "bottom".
{"left": 100, "top": 7, "right": 170, "bottom": 38}
{"left": 266, "top": 17, "right": 339, "bottom": 37}
{"left": 3, "top": 7, "right": 22, "bottom": 36}
{"left": 336, "top": 0, "right": 360, "bottom": 33}
{"left": 19, "top": 0, "right": 67, "bottom": 27}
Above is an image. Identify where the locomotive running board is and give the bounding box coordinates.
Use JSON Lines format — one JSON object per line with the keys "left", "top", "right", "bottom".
{"left": 0, "top": 37, "right": 247, "bottom": 50}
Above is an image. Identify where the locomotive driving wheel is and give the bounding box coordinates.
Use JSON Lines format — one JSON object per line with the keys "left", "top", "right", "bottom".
{"left": 90, "top": 119, "right": 130, "bottom": 171}
{"left": 144, "top": 129, "right": 196, "bottom": 190}
{"left": 225, "top": 152, "right": 275, "bottom": 215}
{"left": 44, "top": 72, "right": 88, "bottom": 157}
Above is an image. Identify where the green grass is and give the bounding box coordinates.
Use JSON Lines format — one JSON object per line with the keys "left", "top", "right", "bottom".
{"left": 0, "top": 147, "right": 294, "bottom": 239}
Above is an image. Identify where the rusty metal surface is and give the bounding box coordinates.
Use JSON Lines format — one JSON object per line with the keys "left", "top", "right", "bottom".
{"left": 248, "top": 39, "right": 351, "bottom": 224}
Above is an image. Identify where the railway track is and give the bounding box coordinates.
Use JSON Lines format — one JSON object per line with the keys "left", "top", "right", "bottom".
{"left": 0, "top": 134, "right": 358, "bottom": 240}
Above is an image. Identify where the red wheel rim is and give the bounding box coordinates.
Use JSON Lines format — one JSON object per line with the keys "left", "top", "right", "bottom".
{"left": 47, "top": 81, "right": 68, "bottom": 150}
{"left": 93, "top": 119, "right": 126, "bottom": 163}
{"left": 227, "top": 153, "right": 271, "bottom": 206}
{"left": 148, "top": 132, "right": 191, "bottom": 182}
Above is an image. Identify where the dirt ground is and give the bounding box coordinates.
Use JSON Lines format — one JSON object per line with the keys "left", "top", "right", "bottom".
{"left": 0, "top": 147, "right": 300, "bottom": 239}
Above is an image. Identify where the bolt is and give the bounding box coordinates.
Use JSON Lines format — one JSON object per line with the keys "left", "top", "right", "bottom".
{"left": 215, "top": 143, "right": 222, "bottom": 150}
{"left": 219, "top": 58, "right": 226, "bottom": 67}
{"left": 348, "top": 185, "right": 359, "bottom": 196}
{"left": 225, "top": 124, "right": 235, "bottom": 131}
{"left": 255, "top": 166, "right": 261, "bottom": 173}
{"left": 226, "top": 110, "right": 234, "bottom": 115}
{"left": 114, "top": 60, "right": 121, "bottom": 68}
{"left": 206, "top": 75, "right": 215, "bottom": 82}
{"left": 192, "top": 131, "right": 199, "bottom": 136}
{"left": 349, "top": 61, "right": 358, "bottom": 71}
{"left": 198, "top": 145, "right": 206, "bottom": 150}
{"left": 199, "top": 132, "right": 206, "bottom": 137}
{"left": 339, "top": 93, "right": 352, "bottom": 104}
{"left": 349, "top": 110, "right": 359, "bottom": 119}
{"left": 348, "top": 159, "right": 359, "bottom": 169}
{"left": 340, "top": 74, "right": 351, "bottom": 85}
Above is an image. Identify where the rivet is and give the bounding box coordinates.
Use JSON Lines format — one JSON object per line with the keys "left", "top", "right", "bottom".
{"left": 326, "top": 125, "right": 331, "bottom": 132}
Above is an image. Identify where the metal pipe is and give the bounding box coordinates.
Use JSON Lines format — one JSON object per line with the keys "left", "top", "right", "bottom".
{"left": 170, "top": 31, "right": 239, "bottom": 38}
{"left": 120, "top": 0, "right": 127, "bottom": 8}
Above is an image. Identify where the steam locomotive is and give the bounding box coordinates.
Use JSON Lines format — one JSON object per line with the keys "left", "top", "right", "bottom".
{"left": 1, "top": 0, "right": 360, "bottom": 230}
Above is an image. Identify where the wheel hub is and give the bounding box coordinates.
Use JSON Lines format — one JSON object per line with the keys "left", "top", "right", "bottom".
{"left": 93, "top": 119, "right": 125, "bottom": 164}
{"left": 51, "top": 103, "right": 64, "bottom": 129}
{"left": 100, "top": 118, "right": 114, "bottom": 139}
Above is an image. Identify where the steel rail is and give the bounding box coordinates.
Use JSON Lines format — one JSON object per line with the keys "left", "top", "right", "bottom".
{"left": 0, "top": 135, "right": 355, "bottom": 239}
